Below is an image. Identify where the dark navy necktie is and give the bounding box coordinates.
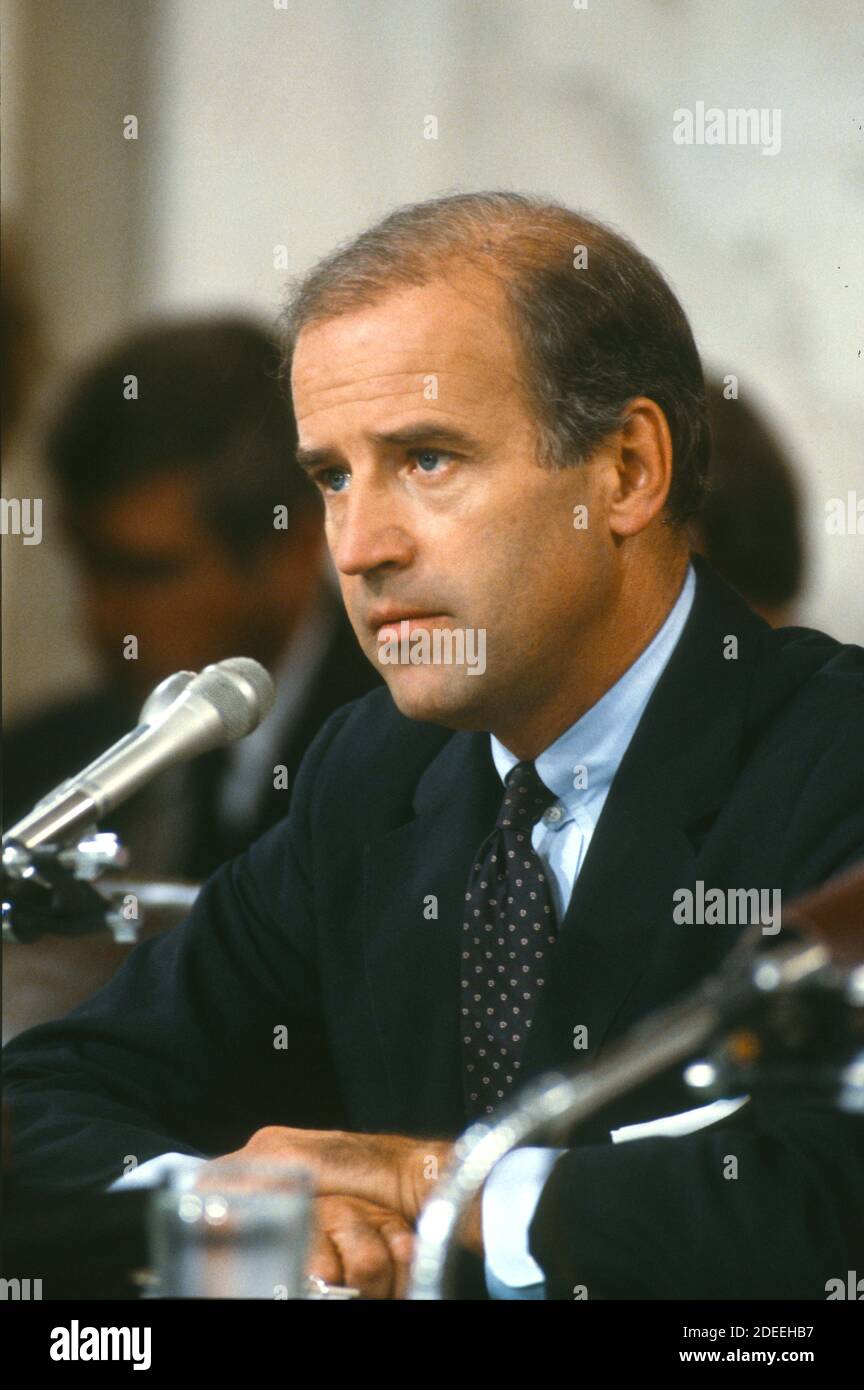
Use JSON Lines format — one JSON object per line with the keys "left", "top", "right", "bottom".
{"left": 460, "top": 760, "right": 560, "bottom": 1120}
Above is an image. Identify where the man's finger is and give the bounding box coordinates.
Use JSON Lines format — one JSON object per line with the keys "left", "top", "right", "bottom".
{"left": 377, "top": 1218, "right": 415, "bottom": 1300}
{"left": 328, "top": 1218, "right": 398, "bottom": 1299}
{"left": 305, "top": 1227, "right": 344, "bottom": 1290}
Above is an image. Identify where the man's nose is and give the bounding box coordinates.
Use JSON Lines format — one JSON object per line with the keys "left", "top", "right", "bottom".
{"left": 328, "top": 480, "right": 414, "bottom": 577}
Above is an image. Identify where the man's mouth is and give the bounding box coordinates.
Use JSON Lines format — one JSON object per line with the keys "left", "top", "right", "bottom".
{"left": 367, "top": 609, "right": 450, "bottom": 642}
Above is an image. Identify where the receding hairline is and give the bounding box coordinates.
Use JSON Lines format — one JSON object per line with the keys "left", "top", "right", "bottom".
{"left": 283, "top": 200, "right": 622, "bottom": 417}
{"left": 282, "top": 195, "right": 634, "bottom": 339}
{"left": 280, "top": 191, "right": 710, "bottom": 526}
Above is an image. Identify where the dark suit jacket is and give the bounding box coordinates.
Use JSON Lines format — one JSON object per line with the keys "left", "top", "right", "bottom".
{"left": 4, "top": 556, "right": 863, "bottom": 1298}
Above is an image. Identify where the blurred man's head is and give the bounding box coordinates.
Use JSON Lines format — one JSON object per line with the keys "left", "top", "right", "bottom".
{"left": 48, "top": 318, "right": 324, "bottom": 695}
{"left": 692, "top": 382, "right": 804, "bottom": 626}
{"left": 284, "top": 193, "right": 707, "bottom": 755}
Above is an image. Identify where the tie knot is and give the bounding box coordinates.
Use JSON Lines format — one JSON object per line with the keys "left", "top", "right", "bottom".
{"left": 497, "top": 760, "right": 557, "bottom": 830}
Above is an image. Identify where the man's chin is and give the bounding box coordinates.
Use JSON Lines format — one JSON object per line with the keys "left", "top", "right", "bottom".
{"left": 381, "top": 669, "right": 490, "bottom": 730}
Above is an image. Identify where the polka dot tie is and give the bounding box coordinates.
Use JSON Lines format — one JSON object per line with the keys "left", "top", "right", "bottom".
{"left": 460, "top": 760, "right": 559, "bottom": 1120}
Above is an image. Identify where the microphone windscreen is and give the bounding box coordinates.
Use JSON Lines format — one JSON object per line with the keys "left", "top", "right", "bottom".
{"left": 197, "top": 658, "right": 276, "bottom": 740}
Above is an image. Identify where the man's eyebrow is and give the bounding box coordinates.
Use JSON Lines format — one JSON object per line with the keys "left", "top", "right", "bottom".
{"left": 295, "top": 422, "right": 480, "bottom": 473}
{"left": 295, "top": 445, "right": 342, "bottom": 473}
{"left": 370, "top": 422, "right": 480, "bottom": 451}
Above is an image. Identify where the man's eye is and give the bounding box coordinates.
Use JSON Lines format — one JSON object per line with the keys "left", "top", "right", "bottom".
{"left": 317, "top": 468, "right": 349, "bottom": 493}
{"left": 409, "top": 449, "right": 451, "bottom": 474}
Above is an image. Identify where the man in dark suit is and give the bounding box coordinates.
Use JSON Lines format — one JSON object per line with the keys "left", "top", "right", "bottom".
{"left": 4, "top": 194, "right": 862, "bottom": 1299}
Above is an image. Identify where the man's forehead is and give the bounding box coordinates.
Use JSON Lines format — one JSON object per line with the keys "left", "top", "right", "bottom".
{"left": 290, "top": 274, "right": 522, "bottom": 415}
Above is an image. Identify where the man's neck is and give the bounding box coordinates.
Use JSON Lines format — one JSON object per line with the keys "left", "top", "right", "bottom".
{"left": 492, "top": 551, "right": 691, "bottom": 761}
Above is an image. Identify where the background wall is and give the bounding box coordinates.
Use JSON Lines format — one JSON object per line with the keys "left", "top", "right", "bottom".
{"left": 3, "top": 0, "right": 862, "bottom": 721}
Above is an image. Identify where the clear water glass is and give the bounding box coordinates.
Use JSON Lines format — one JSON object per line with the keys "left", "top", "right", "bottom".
{"left": 148, "top": 1158, "right": 312, "bottom": 1298}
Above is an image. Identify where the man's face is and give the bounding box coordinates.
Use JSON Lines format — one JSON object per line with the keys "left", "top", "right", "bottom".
{"left": 64, "top": 471, "right": 281, "bottom": 698}
{"left": 292, "top": 271, "right": 618, "bottom": 736}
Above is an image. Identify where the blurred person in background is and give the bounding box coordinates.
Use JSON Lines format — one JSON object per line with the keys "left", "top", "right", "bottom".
{"left": 2, "top": 317, "right": 381, "bottom": 880}
{"left": 690, "top": 379, "right": 805, "bottom": 627}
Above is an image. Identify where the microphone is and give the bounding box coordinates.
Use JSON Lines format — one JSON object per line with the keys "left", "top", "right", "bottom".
{"left": 138, "top": 669, "right": 196, "bottom": 724}
{"left": 3, "top": 658, "right": 276, "bottom": 853}
{"left": 41, "top": 672, "right": 199, "bottom": 798}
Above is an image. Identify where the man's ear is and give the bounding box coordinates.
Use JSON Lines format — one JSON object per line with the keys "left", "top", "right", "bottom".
{"left": 606, "top": 397, "right": 674, "bottom": 539}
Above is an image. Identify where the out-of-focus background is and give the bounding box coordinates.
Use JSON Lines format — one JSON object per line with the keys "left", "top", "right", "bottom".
{"left": 3, "top": 0, "right": 862, "bottom": 723}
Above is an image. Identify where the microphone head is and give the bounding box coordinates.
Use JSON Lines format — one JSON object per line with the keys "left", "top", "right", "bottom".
{"left": 192, "top": 658, "right": 276, "bottom": 741}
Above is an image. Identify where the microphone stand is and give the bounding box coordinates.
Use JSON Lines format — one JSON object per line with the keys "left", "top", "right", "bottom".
{"left": 2, "top": 838, "right": 204, "bottom": 944}
{"left": 2, "top": 832, "right": 139, "bottom": 943}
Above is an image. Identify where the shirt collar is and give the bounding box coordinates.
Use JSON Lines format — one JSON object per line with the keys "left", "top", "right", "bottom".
{"left": 490, "top": 563, "right": 696, "bottom": 816}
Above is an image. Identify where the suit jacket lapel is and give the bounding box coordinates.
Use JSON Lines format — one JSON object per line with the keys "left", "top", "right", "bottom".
{"left": 362, "top": 729, "right": 502, "bottom": 1134}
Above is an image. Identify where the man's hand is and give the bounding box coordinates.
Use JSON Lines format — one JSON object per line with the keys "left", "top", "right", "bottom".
{"left": 212, "top": 1126, "right": 485, "bottom": 1261}
{"left": 223, "top": 1125, "right": 454, "bottom": 1225}
{"left": 308, "top": 1195, "right": 414, "bottom": 1299}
